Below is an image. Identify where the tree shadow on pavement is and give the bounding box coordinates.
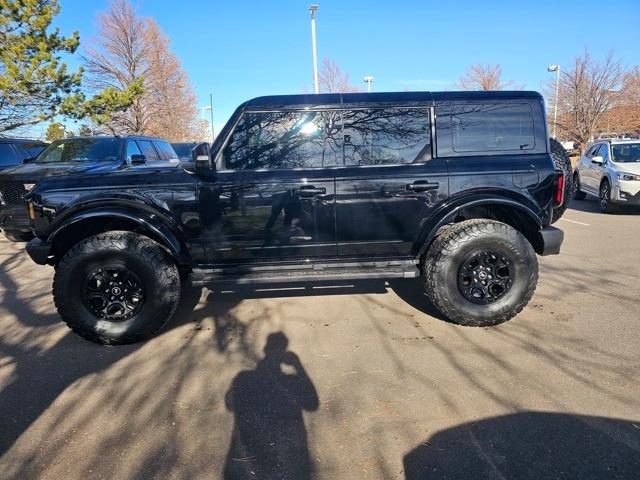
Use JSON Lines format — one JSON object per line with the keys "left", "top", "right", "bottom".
{"left": 223, "top": 332, "right": 319, "bottom": 480}
{"left": 403, "top": 412, "right": 640, "bottom": 480}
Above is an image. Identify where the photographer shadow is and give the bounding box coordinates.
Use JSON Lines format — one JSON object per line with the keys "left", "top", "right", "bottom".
{"left": 223, "top": 332, "right": 319, "bottom": 480}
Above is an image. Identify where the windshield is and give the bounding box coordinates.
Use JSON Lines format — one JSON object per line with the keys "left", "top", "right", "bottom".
{"left": 611, "top": 143, "right": 640, "bottom": 163}
{"left": 171, "top": 143, "right": 196, "bottom": 157}
{"left": 35, "top": 138, "right": 120, "bottom": 164}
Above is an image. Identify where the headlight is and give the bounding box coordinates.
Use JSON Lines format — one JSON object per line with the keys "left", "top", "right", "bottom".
{"left": 617, "top": 173, "right": 640, "bottom": 181}
{"left": 23, "top": 183, "right": 36, "bottom": 192}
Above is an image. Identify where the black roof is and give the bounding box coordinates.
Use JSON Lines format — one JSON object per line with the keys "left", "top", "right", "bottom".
{"left": 242, "top": 90, "right": 543, "bottom": 110}
{"left": 60, "top": 135, "right": 166, "bottom": 141}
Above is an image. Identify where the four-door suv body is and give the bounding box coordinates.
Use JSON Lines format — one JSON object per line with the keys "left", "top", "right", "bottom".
{"left": 572, "top": 138, "right": 640, "bottom": 212}
{"left": 24, "top": 91, "right": 565, "bottom": 344}
{"left": 0, "top": 135, "right": 179, "bottom": 241}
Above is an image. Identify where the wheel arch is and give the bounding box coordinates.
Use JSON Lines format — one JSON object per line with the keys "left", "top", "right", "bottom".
{"left": 416, "top": 197, "right": 545, "bottom": 256}
{"left": 47, "top": 210, "right": 191, "bottom": 265}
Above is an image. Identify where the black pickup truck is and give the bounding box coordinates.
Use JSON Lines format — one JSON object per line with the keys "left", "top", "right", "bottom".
{"left": 24, "top": 91, "right": 565, "bottom": 344}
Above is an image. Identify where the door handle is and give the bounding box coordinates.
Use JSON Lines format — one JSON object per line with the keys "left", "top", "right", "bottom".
{"left": 296, "top": 185, "right": 326, "bottom": 196}
{"left": 406, "top": 181, "right": 439, "bottom": 192}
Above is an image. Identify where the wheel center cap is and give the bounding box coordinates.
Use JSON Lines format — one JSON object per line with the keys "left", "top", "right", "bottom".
{"left": 111, "top": 287, "right": 122, "bottom": 296}
{"left": 478, "top": 271, "right": 488, "bottom": 280}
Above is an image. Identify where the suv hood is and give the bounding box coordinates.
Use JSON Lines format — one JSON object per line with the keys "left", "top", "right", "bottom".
{"left": 615, "top": 162, "right": 640, "bottom": 175}
{"left": 0, "top": 160, "right": 122, "bottom": 182}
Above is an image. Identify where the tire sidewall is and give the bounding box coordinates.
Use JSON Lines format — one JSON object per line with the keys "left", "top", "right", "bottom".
{"left": 59, "top": 244, "right": 177, "bottom": 342}
{"left": 435, "top": 229, "right": 537, "bottom": 322}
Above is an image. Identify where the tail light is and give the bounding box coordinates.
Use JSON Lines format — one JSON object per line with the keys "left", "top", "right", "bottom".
{"left": 553, "top": 172, "right": 565, "bottom": 206}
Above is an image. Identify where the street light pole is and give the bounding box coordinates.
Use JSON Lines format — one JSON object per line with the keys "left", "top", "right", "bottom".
{"left": 209, "top": 93, "right": 214, "bottom": 142}
{"left": 309, "top": 5, "right": 319, "bottom": 94}
{"left": 547, "top": 64, "right": 560, "bottom": 138}
{"left": 363, "top": 76, "right": 374, "bottom": 93}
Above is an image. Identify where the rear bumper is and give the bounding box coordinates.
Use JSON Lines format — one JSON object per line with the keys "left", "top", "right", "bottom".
{"left": 26, "top": 238, "right": 52, "bottom": 265}
{"left": 538, "top": 226, "right": 564, "bottom": 256}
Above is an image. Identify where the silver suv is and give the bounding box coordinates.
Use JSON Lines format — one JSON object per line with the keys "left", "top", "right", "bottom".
{"left": 573, "top": 139, "right": 640, "bottom": 213}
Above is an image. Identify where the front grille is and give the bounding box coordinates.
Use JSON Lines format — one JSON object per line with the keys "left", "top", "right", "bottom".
{"left": 0, "top": 183, "right": 27, "bottom": 205}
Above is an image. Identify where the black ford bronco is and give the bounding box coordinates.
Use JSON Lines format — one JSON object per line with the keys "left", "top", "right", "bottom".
{"left": 25, "top": 91, "right": 565, "bottom": 344}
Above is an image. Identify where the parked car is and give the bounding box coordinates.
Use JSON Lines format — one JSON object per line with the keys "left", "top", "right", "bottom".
{"left": 171, "top": 141, "right": 210, "bottom": 163}
{"left": 0, "top": 135, "right": 179, "bottom": 242}
{"left": 0, "top": 138, "right": 47, "bottom": 170}
{"left": 572, "top": 138, "right": 640, "bottom": 212}
{"left": 24, "top": 91, "right": 565, "bottom": 345}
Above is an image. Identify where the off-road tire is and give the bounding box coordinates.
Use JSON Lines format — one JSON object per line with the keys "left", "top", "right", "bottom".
{"left": 550, "top": 138, "right": 573, "bottom": 223}
{"left": 423, "top": 219, "right": 538, "bottom": 327}
{"left": 53, "top": 231, "right": 181, "bottom": 345}
{"left": 572, "top": 171, "right": 587, "bottom": 200}
{"left": 599, "top": 179, "right": 617, "bottom": 214}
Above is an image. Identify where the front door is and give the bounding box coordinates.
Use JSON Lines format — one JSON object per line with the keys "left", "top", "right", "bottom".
{"left": 334, "top": 107, "right": 447, "bottom": 257}
{"left": 200, "top": 109, "right": 342, "bottom": 263}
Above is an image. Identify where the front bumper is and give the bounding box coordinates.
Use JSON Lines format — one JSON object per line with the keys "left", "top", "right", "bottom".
{"left": 538, "top": 226, "right": 564, "bottom": 256}
{"left": 614, "top": 180, "right": 640, "bottom": 205}
{"left": 26, "top": 238, "right": 52, "bottom": 265}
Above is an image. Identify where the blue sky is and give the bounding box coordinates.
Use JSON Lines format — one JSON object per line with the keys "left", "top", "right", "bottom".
{"left": 51, "top": 0, "right": 639, "bottom": 135}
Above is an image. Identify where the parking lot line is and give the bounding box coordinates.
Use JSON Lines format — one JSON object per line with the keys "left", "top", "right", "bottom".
{"left": 559, "top": 217, "right": 590, "bottom": 226}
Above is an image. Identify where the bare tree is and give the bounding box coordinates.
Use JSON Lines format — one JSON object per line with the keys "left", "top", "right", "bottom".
{"left": 605, "top": 66, "right": 640, "bottom": 136}
{"left": 550, "top": 50, "right": 625, "bottom": 149}
{"left": 318, "top": 59, "right": 360, "bottom": 93}
{"left": 456, "top": 64, "right": 519, "bottom": 91}
{"left": 83, "top": 0, "right": 204, "bottom": 140}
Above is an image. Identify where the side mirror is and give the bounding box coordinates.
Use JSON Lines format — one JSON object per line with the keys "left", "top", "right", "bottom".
{"left": 192, "top": 143, "right": 214, "bottom": 175}
{"left": 23, "top": 156, "right": 34, "bottom": 164}
{"left": 131, "top": 154, "right": 146, "bottom": 165}
{"left": 591, "top": 155, "right": 604, "bottom": 165}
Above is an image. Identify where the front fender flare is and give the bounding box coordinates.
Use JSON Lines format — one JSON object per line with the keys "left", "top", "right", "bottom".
{"left": 47, "top": 209, "right": 190, "bottom": 264}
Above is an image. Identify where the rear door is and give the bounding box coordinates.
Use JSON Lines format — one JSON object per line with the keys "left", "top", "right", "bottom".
{"left": 334, "top": 106, "right": 447, "bottom": 257}
{"left": 201, "top": 109, "right": 341, "bottom": 263}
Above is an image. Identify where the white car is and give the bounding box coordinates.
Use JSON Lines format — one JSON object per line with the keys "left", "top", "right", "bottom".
{"left": 572, "top": 139, "right": 640, "bottom": 213}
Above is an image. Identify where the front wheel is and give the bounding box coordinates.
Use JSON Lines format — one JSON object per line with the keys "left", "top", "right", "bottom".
{"left": 53, "top": 231, "right": 181, "bottom": 344}
{"left": 423, "top": 219, "right": 538, "bottom": 327}
{"left": 572, "top": 172, "right": 587, "bottom": 200}
{"left": 599, "top": 180, "right": 617, "bottom": 213}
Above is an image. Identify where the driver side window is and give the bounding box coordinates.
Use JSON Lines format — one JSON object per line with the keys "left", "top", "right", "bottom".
{"left": 597, "top": 144, "right": 609, "bottom": 164}
{"left": 126, "top": 141, "right": 142, "bottom": 163}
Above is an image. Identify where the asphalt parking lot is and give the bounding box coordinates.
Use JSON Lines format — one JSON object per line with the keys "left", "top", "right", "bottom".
{"left": 1, "top": 199, "right": 639, "bottom": 480}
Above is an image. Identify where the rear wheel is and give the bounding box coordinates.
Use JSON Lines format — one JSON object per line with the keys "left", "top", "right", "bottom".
{"left": 53, "top": 231, "right": 181, "bottom": 344}
{"left": 423, "top": 219, "right": 538, "bottom": 327}
{"left": 599, "top": 180, "right": 617, "bottom": 213}
{"left": 572, "top": 172, "right": 587, "bottom": 200}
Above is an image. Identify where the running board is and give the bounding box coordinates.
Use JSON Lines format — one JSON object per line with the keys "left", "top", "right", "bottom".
{"left": 191, "top": 260, "right": 419, "bottom": 286}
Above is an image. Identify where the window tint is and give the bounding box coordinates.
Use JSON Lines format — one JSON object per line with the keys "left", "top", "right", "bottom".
{"left": 126, "top": 141, "right": 142, "bottom": 162}
{"left": 154, "top": 141, "right": 178, "bottom": 161}
{"left": 341, "top": 108, "right": 430, "bottom": 166}
{"left": 223, "top": 110, "right": 342, "bottom": 170}
{"left": 0, "top": 144, "right": 19, "bottom": 167}
{"left": 136, "top": 140, "right": 160, "bottom": 161}
{"left": 450, "top": 103, "right": 535, "bottom": 153}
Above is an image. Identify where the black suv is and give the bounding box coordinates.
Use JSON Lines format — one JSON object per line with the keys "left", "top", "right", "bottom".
{"left": 24, "top": 92, "right": 565, "bottom": 345}
{"left": 0, "top": 135, "right": 179, "bottom": 242}
{"left": 0, "top": 138, "right": 48, "bottom": 171}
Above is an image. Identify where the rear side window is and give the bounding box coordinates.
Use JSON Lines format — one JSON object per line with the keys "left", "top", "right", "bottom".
{"left": 0, "top": 144, "right": 19, "bottom": 167}
{"left": 341, "top": 108, "right": 431, "bottom": 166}
{"left": 447, "top": 103, "right": 535, "bottom": 153}
{"left": 136, "top": 140, "right": 160, "bottom": 162}
{"left": 223, "top": 110, "right": 342, "bottom": 169}
{"left": 154, "top": 141, "right": 178, "bottom": 161}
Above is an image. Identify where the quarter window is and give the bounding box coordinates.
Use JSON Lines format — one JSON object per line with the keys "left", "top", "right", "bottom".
{"left": 341, "top": 108, "right": 431, "bottom": 166}
{"left": 450, "top": 103, "right": 535, "bottom": 153}
{"left": 223, "top": 110, "right": 343, "bottom": 170}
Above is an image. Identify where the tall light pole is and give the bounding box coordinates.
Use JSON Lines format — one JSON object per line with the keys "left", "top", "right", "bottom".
{"left": 364, "top": 75, "right": 374, "bottom": 93}
{"left": 547, "top": 64, "right": 560, "bottom": 138}
{"left": 309, "top": 5, "right": 319, "bottom": 94}
{"left": 209, "top": 93, "right": 214, "bottom": 141}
